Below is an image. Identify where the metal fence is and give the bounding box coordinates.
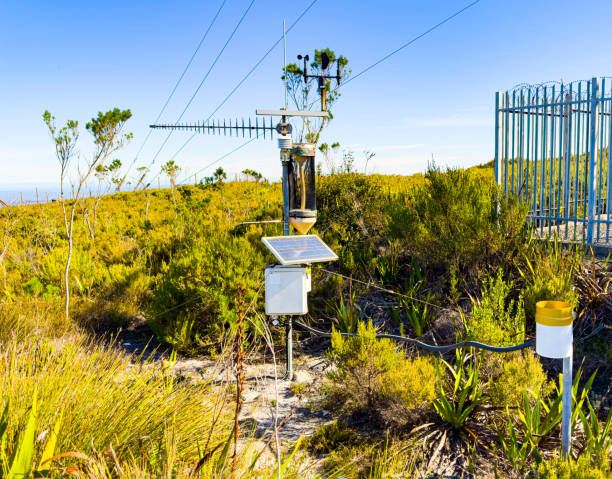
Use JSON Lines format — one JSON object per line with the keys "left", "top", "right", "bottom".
{"left": 495, "top": 77, "right": 612, "bottom": 245}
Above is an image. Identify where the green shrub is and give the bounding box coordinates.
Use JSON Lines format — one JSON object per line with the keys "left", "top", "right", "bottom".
{"left": 464, "top": 269, "right": 525, "bottom": 346}
{"left": 489, "top": 351, "right": 552, "bottom": 408}
{"left": 324, "top": 321, "right": 436, "bottom": 416}
{"left": 536, "top": 455, "right": 610, "bottom": 479}
{"left": 148, "top": 230, "right": 265, "bottom": 353}
{"left": 389, "top": 165, "right": 527, "bottom": 292}
{"left": 384, "top": 356, "right": 437, "bottom": 409}
{"left": 306, "top": 421, "right": 359, "bottom": 455}
{"left": 316, "top": 174, "right": 386, "bottom": 276}
{"left": 521, "top": 237, "right": 579, "bottom": 322}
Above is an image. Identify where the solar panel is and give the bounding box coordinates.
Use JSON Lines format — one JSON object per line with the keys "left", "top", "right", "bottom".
{"left": 261, "top": 235, "right": 338, "bottom": 265}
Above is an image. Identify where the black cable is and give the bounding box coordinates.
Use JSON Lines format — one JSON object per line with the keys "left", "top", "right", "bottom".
{"left": 148, "top": 0, "right": 319, "bottom": 187}
{"left": 145, "top": 0, "right": 258, "bottom": 176}
{"left": 316, "top": 266, "right": 457, "bottom": 314}
{"left": 343, "top": 0, "right": 482, "bottom": 87}
{"left": 124, "top": 0, "right": 228, "bottom": 179}
{"left": 294, "top": 320, "right": 534, "bottom": 353}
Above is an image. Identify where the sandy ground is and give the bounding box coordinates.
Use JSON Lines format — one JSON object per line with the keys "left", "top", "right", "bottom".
{"left": 535, "top": 213, "right": 612, "bottom": 246}
{"left": 170, "top": 352, "right": 333, "bottom": 444}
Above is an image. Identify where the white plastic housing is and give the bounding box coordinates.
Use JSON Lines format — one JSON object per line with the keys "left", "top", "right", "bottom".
{"left": 536, "top": 323, "right": 573, "bottom": 358}
{"left": 265, "top": 266, "right": 310, "bottom": 315}
{"left": 278, "top": 135, "right": 293, "bottom": 150}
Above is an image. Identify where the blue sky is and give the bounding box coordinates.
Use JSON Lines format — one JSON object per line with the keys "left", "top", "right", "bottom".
{"left": 1, "top": 0, "right": 612, "bottom": 189}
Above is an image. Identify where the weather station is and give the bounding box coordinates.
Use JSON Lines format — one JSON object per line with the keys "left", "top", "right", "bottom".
{"left": 148, "top": 27, "right": 344, "bottom": 380}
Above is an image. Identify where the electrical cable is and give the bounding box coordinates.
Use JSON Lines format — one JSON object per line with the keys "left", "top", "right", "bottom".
{"left": 144, "top": 0, "right": 258, "bottom": 177}
{"left": 124, "top": 0, "right": 228, "bottom": 179}
{"left": 342, "top": 0, "right": 482, "bottom": 87}
{"left": 180, "top": 133, "right": 261, "bottom": 184}
{"left": 293, "top": 320, "right": 534, "bottom": 353}
{"left": 153, "top": 0, "right": 479, "bottom": 184}
{"left": 148, "top": 0, "right": 319, "bottom": 187}
{"left": 315, "top": 266, "right": 457, "bottom": 314}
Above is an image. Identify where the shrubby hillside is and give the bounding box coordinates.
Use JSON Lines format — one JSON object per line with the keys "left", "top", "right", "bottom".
{"left": 0, "top": 165, "right": 610, "bottom": 478}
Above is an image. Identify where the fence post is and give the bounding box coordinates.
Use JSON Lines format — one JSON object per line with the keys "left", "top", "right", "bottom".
{"left": 494, "top": 92, "right": 501, "bottom": 187}
{"left": 587, "top": 77, "right": 600, "bottom": 244}
{"left": 562, "top": 93, "right": 572, "bottom": 220}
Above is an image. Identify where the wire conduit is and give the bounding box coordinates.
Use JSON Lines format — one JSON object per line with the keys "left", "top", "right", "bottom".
{"left": 293, "top": 320, "right": 534, "bottom": 353}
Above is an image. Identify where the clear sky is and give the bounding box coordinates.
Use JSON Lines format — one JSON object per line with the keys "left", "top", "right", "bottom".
{"left": 1, "top": 0, "right": 612, "bottom": 189}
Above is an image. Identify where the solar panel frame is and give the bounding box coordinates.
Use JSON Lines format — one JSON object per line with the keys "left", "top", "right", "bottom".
{"left": 261, "top": 235, "right": 338, "bottom": 265}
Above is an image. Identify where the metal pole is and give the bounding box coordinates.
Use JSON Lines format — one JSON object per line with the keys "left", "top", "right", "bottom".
{"left": 281, "top": 148, "right": 293, "bottom": 380}
{"left": 284, "top": 317, "right": 293, "bottom": 381}
{"left": 281, "top": 151, "right": 290, "bottom": 236}
{"left": 563, "top": 92, "right": 571, "bottom": 226}
{"left": 587, "top": 78, "right": 599, "bottom": 244}
{"left": 494, "top": 92, "right": 501, "bottom": 187}
{"left": 562, "top": 352, "right": 573, "bottom": 458}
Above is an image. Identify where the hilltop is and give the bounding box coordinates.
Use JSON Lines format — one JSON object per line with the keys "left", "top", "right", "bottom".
{"left": 0, "top": 165, "right": 610, "bottom": 478}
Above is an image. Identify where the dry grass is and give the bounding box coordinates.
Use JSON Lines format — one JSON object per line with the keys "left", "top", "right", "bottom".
{"left": 0, "top": 333, "right": 231, "bottom": 475}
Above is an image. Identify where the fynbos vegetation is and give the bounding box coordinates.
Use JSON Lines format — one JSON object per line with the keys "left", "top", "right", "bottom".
{"left": 1, "top": 155, "right": 610, "bottom": 477}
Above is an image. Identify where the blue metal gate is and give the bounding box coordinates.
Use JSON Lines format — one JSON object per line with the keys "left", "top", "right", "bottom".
{"left": 495, "top": 77, "right": 612, "bottom": 245}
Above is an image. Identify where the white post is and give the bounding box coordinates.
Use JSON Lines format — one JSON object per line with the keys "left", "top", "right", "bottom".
{"left": 562, "top": 353, "right": 572, "bottom": 458}
{"left": 535, "top": 301, "right": 574, "bottom": 459}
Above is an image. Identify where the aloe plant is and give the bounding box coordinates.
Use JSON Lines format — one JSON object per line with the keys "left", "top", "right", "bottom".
{"left": 432, "top": 350, "right": 487, "bottom": 430}
{"left": 578, "top": 398, "right": 612, "bottom": 460}
{"left": 499, "top": 364, "right": 603, "bottom": 472}
{"left": 401, "top": 294, "right": 431, "bottom": 337}
{"left": 0, "top": 388, "right": 64, "bottom": 478}
{"left": 333, "top": 292, "right": 360, "bottom": 334}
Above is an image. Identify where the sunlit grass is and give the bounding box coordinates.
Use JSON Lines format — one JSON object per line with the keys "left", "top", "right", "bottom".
{"left": 0, "top": 334, "right": 230, "bottom": 470}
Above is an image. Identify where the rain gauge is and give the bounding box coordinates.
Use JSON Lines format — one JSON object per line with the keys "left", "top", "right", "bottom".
{"left": 149, "top": 27, "right": 343, "bottom": 379}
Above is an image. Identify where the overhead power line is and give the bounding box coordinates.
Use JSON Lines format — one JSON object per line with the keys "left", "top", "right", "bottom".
{"left": 180, "top": 134, "right": 261, "bottom": 184}
{"left": 343, "top": 0, "right": 481, "bottom": 86}
{"left": 155, "top": 0, "right": 480, "bottom": 185}
{"left": 145, "top": 0, "right": 258, "bottom": 175}
{"left": 148, "top": 0, "right": 318, "bottom": 187}
{"left": 124, "top": 0, "right": 228, "bottom": 178}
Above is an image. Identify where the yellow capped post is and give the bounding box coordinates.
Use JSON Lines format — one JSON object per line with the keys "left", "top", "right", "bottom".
{"left": 535, "top": 301, "right": 573, "bottom": 358}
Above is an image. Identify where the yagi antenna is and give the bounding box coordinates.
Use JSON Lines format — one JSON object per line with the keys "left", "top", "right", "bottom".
{"left": 150, "top": 38, "right": 339, "bottom": 143}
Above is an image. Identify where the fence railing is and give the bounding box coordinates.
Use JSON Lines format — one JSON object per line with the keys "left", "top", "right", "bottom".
{"left": 495, "top": 77, "right": 612, "bottom": 245}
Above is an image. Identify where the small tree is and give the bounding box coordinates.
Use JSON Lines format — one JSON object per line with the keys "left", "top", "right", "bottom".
{"left": 43, "top": 108, "right": 132, "bottom": 319}
{"left": 213, "top": 167, "right": 227, "bottom": 183}
{"left": 318, "top": 141, "right": 341, "bottom": 175}
{"left": 241, "top": 168, "right": 262, "bottom": 182}
{"left": 283, "top": 49, "right": 349, "bottom": 144}
{"left": 106, "top": 158, "right": 125, "bottom": 192}
{"left": 340, "top": 149, "right": 355, "bottom": 174}
{"left": 161, "top": 160, "right": 180, "bottom": 189}
{"left": 363, "top": 150, "right": 376, "bottom": 175}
